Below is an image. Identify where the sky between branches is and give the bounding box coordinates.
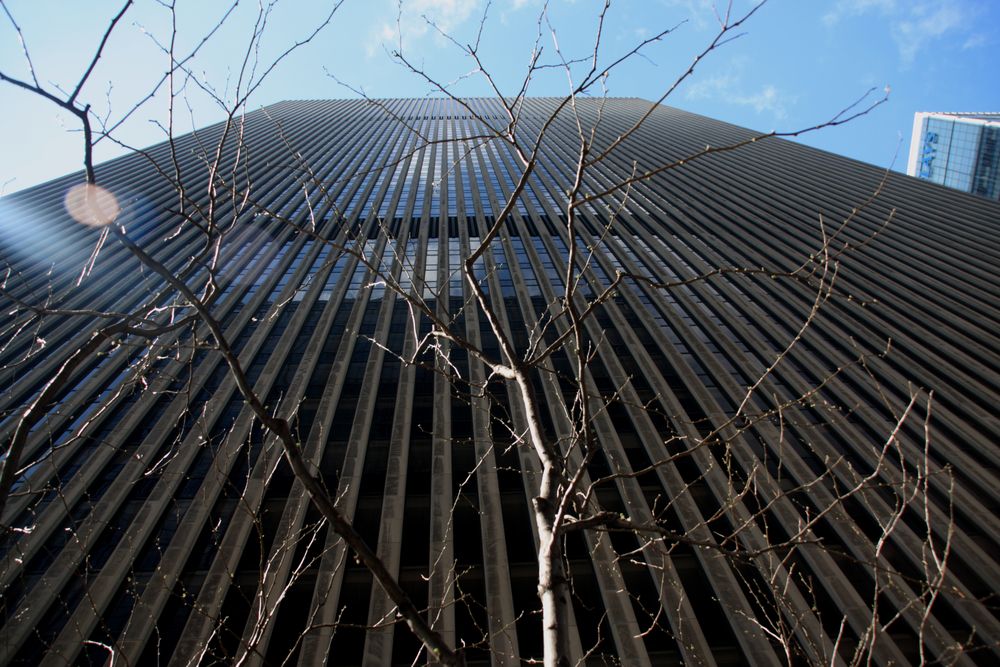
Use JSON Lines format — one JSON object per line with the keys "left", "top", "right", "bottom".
{"left": 1, "top": 0, "right": 997, "bottom": 194}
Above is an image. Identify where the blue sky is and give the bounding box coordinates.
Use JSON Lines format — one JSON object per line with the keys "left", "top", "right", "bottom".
{"left": 1, "top": 0, "right": 997, "bottom": 193}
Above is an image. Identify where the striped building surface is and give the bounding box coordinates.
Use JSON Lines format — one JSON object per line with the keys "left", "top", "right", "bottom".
{"left": 0, "top": 98, "right": 998, "bottom": 665}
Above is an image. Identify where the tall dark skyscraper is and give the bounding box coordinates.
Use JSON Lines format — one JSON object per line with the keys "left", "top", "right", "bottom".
{"left": 1, "top": 98, "right": 998, "bottom": 666}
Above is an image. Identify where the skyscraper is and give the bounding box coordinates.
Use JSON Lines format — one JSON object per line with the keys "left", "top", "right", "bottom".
{"left": 907, "top": 111, "right": 1000, "bottom": 199}
{"left": 1, "top": 98, "right": 998, "bottom": 666}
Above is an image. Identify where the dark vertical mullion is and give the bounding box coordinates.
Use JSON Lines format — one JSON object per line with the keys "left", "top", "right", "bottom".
{"left": 0, "top": 223, "right": 297, "bottom": 592}
{"left": 294, "top": 98, "right": 434, "bottom": 666}
{"left": 118, "top": 235, "right": 352, "bottom": 664}
{"left": 227, "top": 102, "right": 428, "bottom": 667}
{"left": 597, "top": 212, "right": 961, "bottom": 662}
{"left": 0, "top": 207, "right": 285, "bottom": 576}
{"left": 566, "top": 104, "right": 1000, "bottom": 444}
{"left": 496, "top": 128, "right": 731, "bottom": 660}
{"left": 635, "top": 111, "right": 1000, "bottom": 321}
{"left": 568, "top": 103, "right": 996, "bottom": 648}
{"left": 592, "top": 104, "right": 1000, "bottom": 344}
{"left": 463, "top": 121, "right": 591, "bottom": 661}
{"left": 593, "top": 106, "right": 1000, "bottom": 336}
{"left": 26, "top": 101, "right": 390, "bottom": 655}
{"left": 0, "top": 100, "right": 368, "bottom": 460}
{"left": 443, "top": 124, "right": 524, "bottom": 665}
{"left": 473, "top": 133, "right": 657, "bottom": 664}
{"left": 635, "top": 214, "right": 1000, "bottom": 514}
{"left": 504, "top": 105, "right": 786, "bottom": 663}
{"left": 363, "top": 103, "right": 439, "bottom": 665}
{"left": 504, "top": 199, "right": 715, "bottom": 663}
{"left": 520, "top": 111, "right": 822, "bottom": 655}
{"left": 40, "top": 190, "right": 343, "bottom": 661}
{"left": 159, "top": 101, "right": 422, "bottom": 665}
{"left": 636, "top": 103, "right": 1000, "bottom": 253}
{"left": 427, "top": 130, "right": 457, "bottom": 650}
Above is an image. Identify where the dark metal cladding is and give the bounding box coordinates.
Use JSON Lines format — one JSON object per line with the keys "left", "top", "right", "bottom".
{"left": 0, "top": 98, "right": 997, "bottom": 666}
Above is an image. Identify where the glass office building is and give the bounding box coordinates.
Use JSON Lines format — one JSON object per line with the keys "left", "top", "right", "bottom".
{"left": 907, "top": 111, "right": 1000, "bottom": 200}
{"left": 1, "top": 98, "right": 999, "bottom": 665}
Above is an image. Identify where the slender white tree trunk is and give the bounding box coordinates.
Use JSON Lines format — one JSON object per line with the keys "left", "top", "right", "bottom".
{"left": 535, "top": 504, "right": 573, "bottom": 667}
{"left": 513, "top": 371, "right": 573, "bottom": 667}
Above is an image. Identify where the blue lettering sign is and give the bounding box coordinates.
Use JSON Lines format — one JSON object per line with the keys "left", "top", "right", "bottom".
{"left": 919, "top": 131, "right": 938, "bottom": 178}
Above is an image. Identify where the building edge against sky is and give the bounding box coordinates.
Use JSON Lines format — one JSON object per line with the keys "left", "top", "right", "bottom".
{"left": 0, "top": 98, "right": 998, "bottom": 665}
{"left": 907, "top": 111, "right": 1000, "bottom": 200}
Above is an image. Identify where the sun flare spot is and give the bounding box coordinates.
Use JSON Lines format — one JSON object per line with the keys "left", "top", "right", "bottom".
{"left": 64, "top": 183, "right": 119, "bottom": 227}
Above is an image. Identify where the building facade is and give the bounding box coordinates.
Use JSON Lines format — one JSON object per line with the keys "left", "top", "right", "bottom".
{"left": 1, "top": 98, "right": 998, "bottom": 665}
{"left": 907, "top": 111, "right": 1000, "bottom": 199}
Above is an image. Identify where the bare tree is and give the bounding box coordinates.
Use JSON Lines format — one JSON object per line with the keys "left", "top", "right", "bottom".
{"left": 2, "top": 1, "right": 996, "bottom": 666}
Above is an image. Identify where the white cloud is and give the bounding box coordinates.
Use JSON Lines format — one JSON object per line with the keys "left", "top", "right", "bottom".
{"left": 683, "top": 63, "right": 790, "bottom": 119}
{"left": 892, "top": 1, "right": 969, "bottom": 64}
{"left": 823, "top": 0, "right": 984, "bottom": 65}
{"left": 962, "top": 33, "right": 987, "bottom": 49}
{"left": 370, "top": 0, "right": 480, "bottom": 58}
{"left": 684, "top": 72, "right": 736, "bottom": 100}
{"left": 734, "top": 85, "right": 787, "bottom": 119}
{"left": 823, "top": 0, "right": 896, "bottom": 26}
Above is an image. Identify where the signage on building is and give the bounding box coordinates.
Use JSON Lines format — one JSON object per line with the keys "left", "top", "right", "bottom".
{"left": 919, "top": 130, "right": 938, "bottom": 179}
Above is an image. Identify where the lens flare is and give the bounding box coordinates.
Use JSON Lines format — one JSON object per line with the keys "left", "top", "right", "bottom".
{"left": 64, "top": 183, "right": 119, "bottom": 227}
